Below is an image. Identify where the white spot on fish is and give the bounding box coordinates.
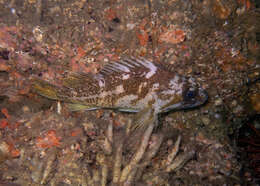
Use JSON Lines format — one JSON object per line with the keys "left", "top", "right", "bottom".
{"left": 152, "top": 83, "right": 159, "bottom": 91}
{"left": 98, "top": 79, "right": 105, "bottom": 87}
{"left": 137, "top": 58, "right": 157, "bottom": 79}
{"left": 122, "top": 74, "right": 130, "bottom": 80}
{"left": 170, "top": 77, "right": 183, "bottom": 89}
{"left": 116, "top": 85, "right": 124, "bottom": 94}
{"left": 100, "top": 85, "right": 124, "bottom": 97}
{"left": 188, "top": 77, "right": 196, "bottom": 86}
{"left": 95, "top": 74, "right": 105, "bottom": 88}
{"left": 162, "top": 77, "right": 183, "bottom": 95}
{"left": 100, "top": 91, "right": 108, "bottom": 97}
{"left": 152, "top": 95, "right": 169, "bottom": 113}
{"left": 115, "top": 94, "right": 138, "bottom": 107}
{"left": 138, "top": 82, "right": 147, "bottom": 94}
{"left": 145, "top": 67, "right": 157, "bottom": 78}
{"left": 174, "top": 75, "right": 180, "bottom": 82}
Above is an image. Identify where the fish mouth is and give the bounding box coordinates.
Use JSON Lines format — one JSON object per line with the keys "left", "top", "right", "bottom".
{"left": 160, "top": 88, "right": 208, "bottom": 114}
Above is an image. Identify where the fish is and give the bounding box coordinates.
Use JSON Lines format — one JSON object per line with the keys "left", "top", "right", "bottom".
{"left": 33, "top": 57, "right": 208, "bottom": 129}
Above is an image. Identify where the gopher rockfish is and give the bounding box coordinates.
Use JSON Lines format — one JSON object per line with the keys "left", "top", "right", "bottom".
{"left": 33, "top": 57, "right": 208, "bottom": 128}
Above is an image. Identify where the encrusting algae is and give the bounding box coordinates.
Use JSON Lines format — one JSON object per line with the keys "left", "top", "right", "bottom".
{"left": 33, "top": 57, "right": 208, "bottom": 130}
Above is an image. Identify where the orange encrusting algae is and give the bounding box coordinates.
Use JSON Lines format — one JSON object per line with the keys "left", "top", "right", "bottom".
{"left": 36, "top": 130, "right": 61, "bottom": 148}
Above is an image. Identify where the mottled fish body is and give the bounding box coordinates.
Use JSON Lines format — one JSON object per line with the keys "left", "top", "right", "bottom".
{"left": 33, "top": 57, "right": 208, "bottom": 116}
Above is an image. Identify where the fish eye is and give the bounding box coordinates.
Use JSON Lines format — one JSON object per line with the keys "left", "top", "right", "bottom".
{"left": 187, "top": 90, "right": 195, "bottom": 98}
{"left": 184, "top": 88, "right": 196, "bottom": 101}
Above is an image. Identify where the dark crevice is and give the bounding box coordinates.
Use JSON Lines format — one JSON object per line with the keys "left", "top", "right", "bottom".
{"left": 0, "top": 50, "right": 10, "bottom": 60}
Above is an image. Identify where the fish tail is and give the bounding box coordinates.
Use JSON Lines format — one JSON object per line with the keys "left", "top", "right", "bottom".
{"left": 32, "top": 78, "right": 60, "bottom": 100}
{"left": 125, "top": 108, "right": 156, "bottom": 149}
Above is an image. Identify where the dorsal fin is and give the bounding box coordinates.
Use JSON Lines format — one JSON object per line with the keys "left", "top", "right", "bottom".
{"left": 99, "top": 57, "right": 159, "bottom": 77}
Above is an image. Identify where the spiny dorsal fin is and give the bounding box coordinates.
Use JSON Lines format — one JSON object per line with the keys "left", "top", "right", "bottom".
{"left": 99, "top": 57, "right": 159, "bottom": 77}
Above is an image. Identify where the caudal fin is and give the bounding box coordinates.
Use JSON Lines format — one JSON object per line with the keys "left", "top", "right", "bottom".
{"left": 32, "top": 78, "right": 60, "bottom": 100}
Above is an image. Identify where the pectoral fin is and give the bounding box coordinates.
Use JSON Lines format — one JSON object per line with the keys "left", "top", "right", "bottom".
{"left": 130, "top": 107, "right": 157, "bottom": 132}
{"left": 160, "top": 102, "right": 184, "bottom": 114}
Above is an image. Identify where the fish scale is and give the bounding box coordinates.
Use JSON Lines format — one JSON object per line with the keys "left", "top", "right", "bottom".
{"left": 33, "top": 57, "right": 208, "bottom": 116}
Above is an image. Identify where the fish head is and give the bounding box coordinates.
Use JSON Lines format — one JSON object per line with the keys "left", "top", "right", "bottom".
{"left": 160, "top": 77, "right": 208, "bottom": 114}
